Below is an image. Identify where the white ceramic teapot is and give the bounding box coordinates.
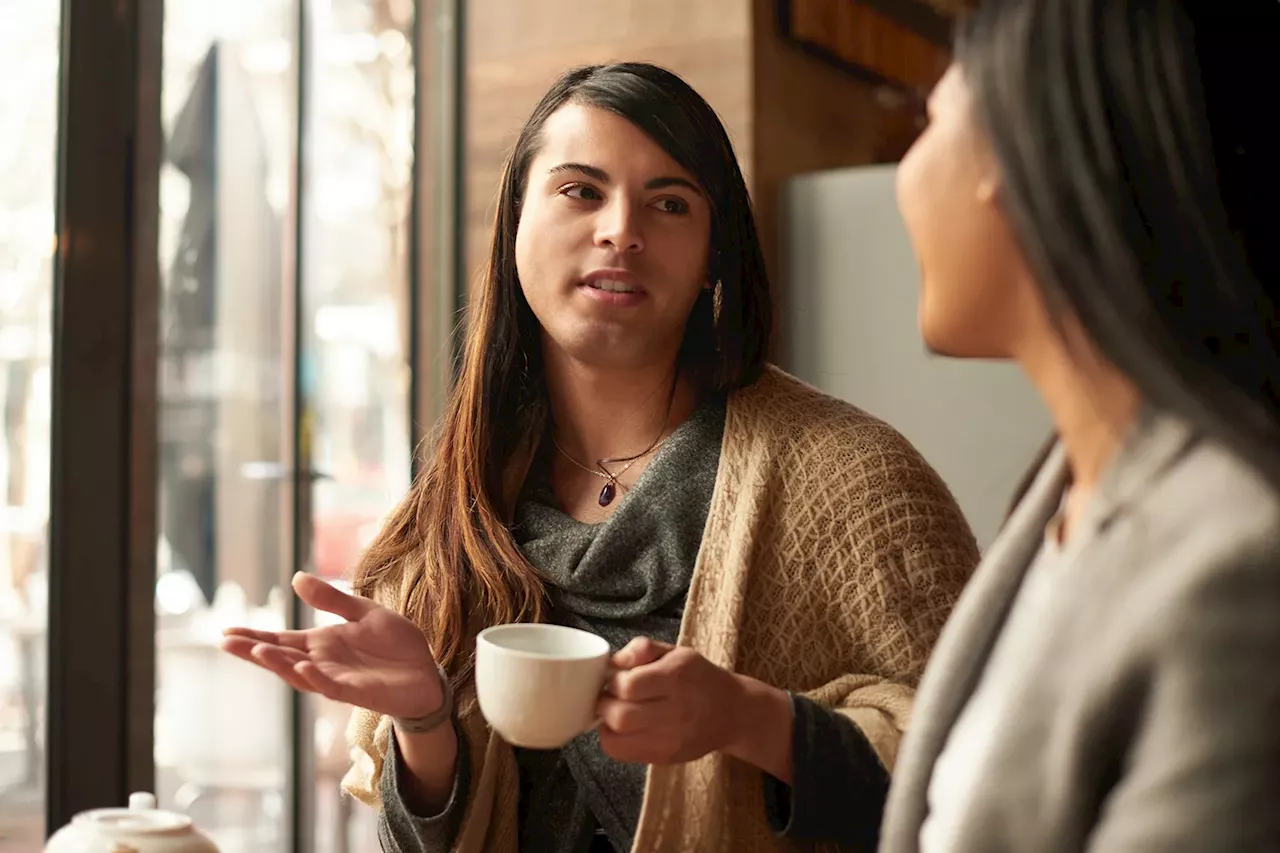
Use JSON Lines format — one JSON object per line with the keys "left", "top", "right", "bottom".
{"left": 45, "top": 792, "right": 220, "bottom": 853}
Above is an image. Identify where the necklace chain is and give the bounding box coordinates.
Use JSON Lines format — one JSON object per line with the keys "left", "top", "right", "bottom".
{"left": 551, "top": 375, "right": 678, "bottom": 506}
{"left": 551, "top": 437, "right": 658, "bottom": 486}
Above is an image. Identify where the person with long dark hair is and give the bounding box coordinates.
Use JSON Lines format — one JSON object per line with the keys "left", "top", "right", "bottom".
{"left": 222, "top": 63, "right": 978, "bottom": 852}
{"left": 881, "top": 2, "right": 1280, "bottom": 851}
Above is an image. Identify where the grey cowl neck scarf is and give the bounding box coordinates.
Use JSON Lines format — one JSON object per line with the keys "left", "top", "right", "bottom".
{"left": 511, "top": 394, "right": 725, "bottom": 851}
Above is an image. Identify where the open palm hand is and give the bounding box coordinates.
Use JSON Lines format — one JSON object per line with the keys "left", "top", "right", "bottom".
{"left": 221, "top": 572, "right": 443, "bottom": 720}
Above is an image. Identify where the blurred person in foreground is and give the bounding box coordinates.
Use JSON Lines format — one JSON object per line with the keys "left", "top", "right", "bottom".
{"left": 881, "top": 1, "right": 1280, "bottom": 851}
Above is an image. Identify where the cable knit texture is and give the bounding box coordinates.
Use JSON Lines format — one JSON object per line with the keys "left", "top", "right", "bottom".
{"left": 341, "top": 366, "right": 979, "bottom": 852}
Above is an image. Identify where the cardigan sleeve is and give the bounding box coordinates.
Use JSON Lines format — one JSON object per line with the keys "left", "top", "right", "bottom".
{"left": 812, "top": 420, "right": 979, "bottom": 752}
{"left": 779, "top": 420, "right": 979, "bottom": 846}
{"left": 376, "top": 722, "right": 472, "bottom": 852}
{"left": 762, "top": 694, "right": 889, "bottom": 850}
{"left": 343, "top": 706, "right": 521, "bottom": 853}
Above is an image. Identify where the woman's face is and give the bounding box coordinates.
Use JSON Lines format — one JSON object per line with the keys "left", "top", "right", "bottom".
{"left": 514, "top": 103, "right": 712, "bottom": 372}
{"left": 896, "top": 64, "right": 1040, "bottom": 360}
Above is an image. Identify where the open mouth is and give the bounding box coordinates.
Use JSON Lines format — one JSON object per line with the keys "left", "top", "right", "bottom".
{"left": 584, "top": 279, "right": 639, "bottom": 294}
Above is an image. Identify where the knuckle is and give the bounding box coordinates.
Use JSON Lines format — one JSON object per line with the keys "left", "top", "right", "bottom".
{"left": 668, "top": 655, "right": 694, "bottom": 683}
{"left": 671, "top": 647, "right": 698, "bottom": 666}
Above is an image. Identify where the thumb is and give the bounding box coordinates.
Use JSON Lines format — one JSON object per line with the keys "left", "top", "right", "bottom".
{"left": 292, "top": 572, "right": 377, "bottom": 622}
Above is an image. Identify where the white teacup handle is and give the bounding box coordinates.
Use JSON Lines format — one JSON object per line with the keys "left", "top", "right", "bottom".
{"left": 589, "top": 664, "right": 621, "bottom": 732}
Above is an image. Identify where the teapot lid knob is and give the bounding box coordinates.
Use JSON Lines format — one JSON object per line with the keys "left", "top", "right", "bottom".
{"left": 128, "top": 792, "right": 158, "bottom": 811}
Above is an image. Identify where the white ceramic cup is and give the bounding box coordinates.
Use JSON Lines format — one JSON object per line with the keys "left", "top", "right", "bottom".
{"left": 474, "top": 623, "right": 612, "bottom": 749}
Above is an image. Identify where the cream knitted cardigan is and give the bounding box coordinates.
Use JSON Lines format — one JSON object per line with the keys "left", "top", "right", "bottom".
{"left": 342, "top": 366, "right": 979, "bottom": 852}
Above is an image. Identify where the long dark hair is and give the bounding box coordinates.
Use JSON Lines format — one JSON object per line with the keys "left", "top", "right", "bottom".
{"left": 353, "top": 63, "right": 772, "bottom": 691}
{"left": 958, "top": 0, "right": 1280, "bottom": 490}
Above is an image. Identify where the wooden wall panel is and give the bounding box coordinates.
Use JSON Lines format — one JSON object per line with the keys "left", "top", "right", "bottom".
{"left": 786, "top": 0, "right": 950, "bottom": 92}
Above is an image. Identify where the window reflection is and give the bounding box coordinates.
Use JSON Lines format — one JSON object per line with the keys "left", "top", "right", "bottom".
{"left": 303, "top": 1, "right": 414, "bottom": 849}
{"left": 155, "top": 0, "right": 413, "bottom": 850}
{"left": 155, "top": 2, "right": 295, "bottom": 850}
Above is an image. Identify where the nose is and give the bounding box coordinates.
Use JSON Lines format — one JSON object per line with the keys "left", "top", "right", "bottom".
{"left": 594, "top": 197, "right": 644, "bottom": 254}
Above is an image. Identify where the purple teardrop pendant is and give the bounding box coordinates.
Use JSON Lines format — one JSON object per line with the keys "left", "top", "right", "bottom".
{"left": 598, "top": 481, "right": 617, "bottom": 507}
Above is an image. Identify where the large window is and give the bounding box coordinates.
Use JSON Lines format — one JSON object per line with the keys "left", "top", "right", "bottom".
{"left": 153, "top": 2, "right": 298, "bottom": 849}
{"left": 42, "top": 0, "right": 459, "bottom": 849}
{"left": 303, "top": 1, "right": 416, "bottom": 849}
{"left": 153, "top": 1, "right": 416, "bottom": 850}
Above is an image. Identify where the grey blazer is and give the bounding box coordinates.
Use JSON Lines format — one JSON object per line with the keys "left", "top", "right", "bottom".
{"left": 880, "top": 409, "right": 1280, "bottom": 853}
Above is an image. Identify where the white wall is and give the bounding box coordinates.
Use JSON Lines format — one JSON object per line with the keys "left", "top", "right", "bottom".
{"left": 782, "top": 164, "right": 1053, "bottom": 549}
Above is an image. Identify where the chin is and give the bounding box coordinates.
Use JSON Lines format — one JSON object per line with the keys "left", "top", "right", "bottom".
{"left": 548, "top": 328, "right": 644, "bottom": 370}
{"left": 920, "top": 309, "right": 987, "bottom": 360}
{"left": 921, "top": 331, "right": 967, "bottom": 358}
{"left": 921, "top": 323, "right": 1010, "bottom": 360}
{"left": 919, "top": 299, "right": 956, "bottom": 357}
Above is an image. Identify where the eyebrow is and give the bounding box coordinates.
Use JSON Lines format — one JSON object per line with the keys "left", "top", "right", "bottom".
{"left": 548, "top": 162, "right": 702, "bottom": 194}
